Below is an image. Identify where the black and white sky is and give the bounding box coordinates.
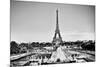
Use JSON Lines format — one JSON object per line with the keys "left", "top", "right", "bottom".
{"left": 11, "top": 0, "right": 95, "bottom": 43}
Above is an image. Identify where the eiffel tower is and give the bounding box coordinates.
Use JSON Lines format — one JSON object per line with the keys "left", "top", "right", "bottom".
{"left": 52, "top": 9, "right": 63, "bottom": 45}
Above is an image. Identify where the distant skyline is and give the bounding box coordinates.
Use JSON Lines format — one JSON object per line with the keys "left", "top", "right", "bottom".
{"left": 11, "top": 1, "right": 95, "bottom": 43}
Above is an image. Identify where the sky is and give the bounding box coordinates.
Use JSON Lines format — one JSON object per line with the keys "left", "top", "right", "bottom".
{"left": 11, "top": 0, "right": 95, "bottom": 43}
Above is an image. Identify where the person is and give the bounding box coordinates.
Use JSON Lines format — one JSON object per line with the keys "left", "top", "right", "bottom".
{"left": 38, "top": 56, "right": 42, "bottom": 65}
{"left": 43, "top": 56, "right": 48, "bottom": 63}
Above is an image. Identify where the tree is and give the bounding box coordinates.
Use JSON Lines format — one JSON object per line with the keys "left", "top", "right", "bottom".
{"left": 10, "top": 41, "right": 20, "bottom": 55}
{"left": 19, "top": 43, "right": 28, "bottom": 53}
{"left": 81, "top": 40, "right": 95, "bottom": 51}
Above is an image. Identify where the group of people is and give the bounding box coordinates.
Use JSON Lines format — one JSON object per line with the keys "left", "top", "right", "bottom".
{"left": 28, "top": 55, "right": 50, "bottom": 65}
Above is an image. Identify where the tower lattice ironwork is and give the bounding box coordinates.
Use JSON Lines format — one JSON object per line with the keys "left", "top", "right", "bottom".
{"left": 52, "top": 9, "right": 63, "bottom": 45}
